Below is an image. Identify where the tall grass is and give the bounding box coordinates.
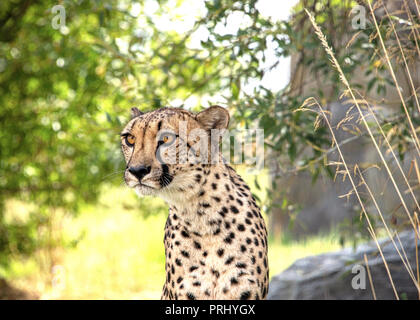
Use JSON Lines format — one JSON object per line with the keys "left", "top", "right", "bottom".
{"left": 304, "top": 0, "right": 420, "bottom": 299}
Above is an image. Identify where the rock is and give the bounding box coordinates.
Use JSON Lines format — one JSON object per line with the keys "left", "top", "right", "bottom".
{"left": 267, "top": 231, "right": 420, "bottom": 300}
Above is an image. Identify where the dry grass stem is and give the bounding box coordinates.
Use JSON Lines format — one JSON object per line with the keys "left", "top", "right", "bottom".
{"left": 381, "top": 1, "right": 420, "bottom": 115}
{"left": 303, "top": 96, "right": 399, "bottom": 299}
{"left": 368, "top": 1, "right": 420, "bottom": 152}
{"left": 364, "top": 253, "right": 377, "bottom": 300}
{"left": 356, "top": 166, "right": 420, "bottom": 293}
{"left": 305, "top": 8, "right": 420, "bottom": 239}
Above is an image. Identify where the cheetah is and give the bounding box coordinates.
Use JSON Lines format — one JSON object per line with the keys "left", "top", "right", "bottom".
{"left": 121, "top": 106, "right": 269, "bottom": 300}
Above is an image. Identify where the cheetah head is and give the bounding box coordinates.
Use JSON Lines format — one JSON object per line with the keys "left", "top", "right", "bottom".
{"left": 121, "top": 106, "right": 229, "bottom": 200}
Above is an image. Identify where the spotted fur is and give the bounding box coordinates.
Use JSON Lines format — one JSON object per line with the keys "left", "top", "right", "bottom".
{"left": 121, "top": 106, "right": 269, "bottom": 300}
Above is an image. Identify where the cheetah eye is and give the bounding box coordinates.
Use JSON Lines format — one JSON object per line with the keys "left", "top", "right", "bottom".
{"left": 124, "top": 134, "right": 135, "bottom": 147}
{"left": 157, "top": 132, "right": 177, "bottom": 147}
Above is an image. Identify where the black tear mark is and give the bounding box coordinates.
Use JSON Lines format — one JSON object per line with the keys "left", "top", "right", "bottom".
{"left": 160, "top": 164, "right": 173, "bottom": 187}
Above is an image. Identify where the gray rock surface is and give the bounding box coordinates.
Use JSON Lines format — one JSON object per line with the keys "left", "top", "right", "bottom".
{"left": 268, "top": 231, "right": 420, "bottom": 300}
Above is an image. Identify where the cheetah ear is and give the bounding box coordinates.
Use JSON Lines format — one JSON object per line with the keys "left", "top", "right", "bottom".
{"left": 131, "top": 107, "right": 143, "bottom": 119}
{"left": 196, "top": 105, "right": 230, "bottom": 130}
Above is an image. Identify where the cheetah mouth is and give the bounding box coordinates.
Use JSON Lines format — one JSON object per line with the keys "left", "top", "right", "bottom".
{"left": 134, "top": 182, "right": 157, "bottom": 190}
{"left": 125, "top": 177, "right": 155, "bottom": 190}
{"left": 133, "top": 183, "right": 158, "bottom": 197}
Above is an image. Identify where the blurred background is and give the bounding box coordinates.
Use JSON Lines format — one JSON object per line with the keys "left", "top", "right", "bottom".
{"left": 0, "top": 0, "right": 419, "bottom": 299}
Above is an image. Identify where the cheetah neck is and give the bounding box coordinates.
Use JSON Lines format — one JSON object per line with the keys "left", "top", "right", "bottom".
{"left": 160, "top": 164, "right": 253, "bottom": 236}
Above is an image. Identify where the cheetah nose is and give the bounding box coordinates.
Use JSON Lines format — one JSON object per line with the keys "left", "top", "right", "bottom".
{"left": 128, "top": 165, "right": 151, "bottom": 182}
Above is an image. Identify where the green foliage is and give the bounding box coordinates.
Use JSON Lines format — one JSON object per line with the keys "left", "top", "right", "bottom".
{"left": 1, "top": 0, "right": 418, "bottom": 269}
{"left": 0, "top": 0, "right": 225, "bottom": 269}
{"left": 195, "top": 0, "right": 419, "bottom": 243}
